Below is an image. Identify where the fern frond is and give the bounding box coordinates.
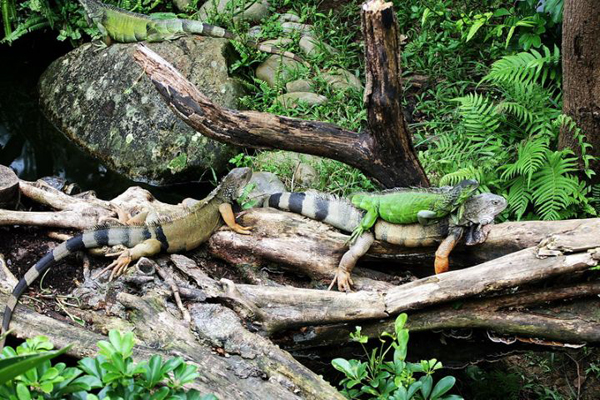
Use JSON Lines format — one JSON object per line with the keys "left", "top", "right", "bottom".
{"left": 483, "top": 45, "right": 560, "bottom": 86}
{"left": 452, "top": 93, "right": 500, "bottom": 137}
{"left": 530, "top": 150, "right": 580, "bottom": 220}
{"left": 506, "top": 176, "right": 531, "bottom": 220}
{"left": 501, "top": 138, "right": 548, "bottom": 185}
{"left": 440, "top": 166, "right": 482, "bottom": 186}
{"left": 495, "top": 101, "right": 535, "bottom": 127}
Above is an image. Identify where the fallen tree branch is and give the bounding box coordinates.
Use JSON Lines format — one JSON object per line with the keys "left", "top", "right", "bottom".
{"left": 288, "top": 281, "right": 600, "bottom": 349}
{"left": 131, "top": 0, "right": 429, "bottom": 188}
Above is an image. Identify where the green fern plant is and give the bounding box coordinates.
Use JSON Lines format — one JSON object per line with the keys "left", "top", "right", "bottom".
{"left": 421, "top": 46, "right": 596, "bottom": 221}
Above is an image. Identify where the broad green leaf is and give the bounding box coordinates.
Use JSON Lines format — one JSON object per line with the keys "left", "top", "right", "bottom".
{"left": 466, "top": 20, "right": 485, "bottom": 42}
{"left": 430, "top": 376, "right": 456, "bottom": 400}
{"left": 420, "top": 375, "right": 433, "bottom": 399}
{"left": 395, "top": 314, "right": 408, "bottom": 333}
{"left": 331, "top": 359, "right": 354, "bottom": 378}
{"left": 0, "top": 345, "right": 71, "bottom": 386}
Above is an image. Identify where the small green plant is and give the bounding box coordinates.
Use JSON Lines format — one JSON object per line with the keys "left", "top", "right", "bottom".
{"left": 332, "top": 314, "right": 462, "bottom": 400}
{"left": 230, "top": 150, "right": 375, "bottom": 196}
{"left": 0, "top": 331, "right": 216, "bottom": 399}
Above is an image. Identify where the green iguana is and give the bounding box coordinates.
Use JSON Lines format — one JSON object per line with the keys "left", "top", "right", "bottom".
{"left": 348, "top": 179, "right": 480, "bottom": 243}
{"left": 264, "top": 190, "right": 506, "bottom": 291}
{"left": 0, "top": 167, "right": 252, "bottom": 350}
{"left": 78, "top": 0, "right": 305, "bottom": 63}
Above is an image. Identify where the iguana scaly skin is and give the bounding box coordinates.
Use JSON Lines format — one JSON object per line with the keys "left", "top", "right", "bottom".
{"left": 348, "top": 179, "right": 479, "bottom": 243}
{"left": 0, "top": 167, "right": 252, "bottom": 350}
{"left": 78, "top": 0, "right": 305, "bottom": 63}
{"left": 265, "top": 191, "right": 506, "bottom": 291}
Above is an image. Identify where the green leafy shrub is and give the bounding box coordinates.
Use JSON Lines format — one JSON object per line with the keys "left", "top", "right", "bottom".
{"left": 332, "top": 314, "right": 462, "bottom": 400}
{"left": 0, "top": 331, "right": 216, "bottom": 399}
{"left": 420, "top": 46, "right": 596, "bottom": 221}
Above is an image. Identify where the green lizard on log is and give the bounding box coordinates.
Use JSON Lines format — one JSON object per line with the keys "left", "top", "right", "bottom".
{"left": 0, "top": 167, "right": 253, "bottom": 350}
{"left": 264, "top": 190, "right": 506, "bottom": 291}
{"left": 78, "top": 0, "right": 305, "bottom": 63}
{"left": 348, "top": 179, "right": 479, "bottom": 243}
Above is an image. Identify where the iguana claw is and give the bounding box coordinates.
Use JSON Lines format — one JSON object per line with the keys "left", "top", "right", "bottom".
{"left": 328, "top": 268, "right": 354, "bottom": 292}
{"left": 95, "top": 250, "right": 133, "bottom": 281}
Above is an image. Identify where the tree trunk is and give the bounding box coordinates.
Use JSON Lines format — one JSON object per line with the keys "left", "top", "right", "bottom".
{"left": 560, "top": 0, "right": 600, "bottom": 179}
{"left": 132, "top": 0, "right": 429, "bottom": 188}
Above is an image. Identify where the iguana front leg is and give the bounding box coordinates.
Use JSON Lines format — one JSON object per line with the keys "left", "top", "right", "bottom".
{"left": 417, "top": 210, "right": 440, "bottom": 225}
{"left": 434, "top": 227, "right": 464, "bottom": 274}
{"left": 329, "top": 232, "right": 375, "bottom": 292}
{"left": 218, "top": 203, "right": 252, "bottom": 234}
{"left": 349, "top": 207, "right": 378, "bottom": 244}
{"left": 97, "top": 238, "right": 163, "bottom": 280}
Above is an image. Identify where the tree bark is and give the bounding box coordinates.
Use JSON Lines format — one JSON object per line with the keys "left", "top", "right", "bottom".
{"left": 560, "top": 0, "right": 600, "bottom": 179}
{"left": 131, "top": 0, "right": 429, "bottom": 188}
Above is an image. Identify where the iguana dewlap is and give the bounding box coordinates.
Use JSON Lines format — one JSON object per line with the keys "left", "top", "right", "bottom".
{"left": 78, "top": 0, "right": 305, "bottom": 63}
{"left": 0, "top": 167, "right": 252, "bottom": 350}
{"left": 265, "top": 191, "right": 506, "bottom": 291}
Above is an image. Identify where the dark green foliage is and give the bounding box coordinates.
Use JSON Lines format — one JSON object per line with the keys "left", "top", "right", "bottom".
{"left": 0, "top": 0, "right": 174, "bottom": 45}
{"left": 0, "top": 332, "right": 215, "bottom": 399}
{"left": 421, "top": 46, "right": 595, "bottom": 221}
{"left": 332, "top": 314, "right": 462, "bottom": 400}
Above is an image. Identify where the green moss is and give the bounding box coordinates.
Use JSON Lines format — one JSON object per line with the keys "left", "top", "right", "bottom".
{"left": 168, "top": 152, "right": 188, "bottom": 173}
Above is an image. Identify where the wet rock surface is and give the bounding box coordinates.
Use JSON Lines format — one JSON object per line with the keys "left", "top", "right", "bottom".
{"left": 39, "top": 38, "right": 244, "bottom": 185}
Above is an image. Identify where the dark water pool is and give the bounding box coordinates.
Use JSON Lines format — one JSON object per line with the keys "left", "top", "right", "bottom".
{"left": 0, "top": 32, "right": 212, "bottom": 203}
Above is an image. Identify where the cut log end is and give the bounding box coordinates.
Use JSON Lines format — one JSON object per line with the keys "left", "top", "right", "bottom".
{"left": 363, "top": 0, "right": 393, "bottom": 12}
{"left": 0, "top": 165, "right": 20, "bottom": 210}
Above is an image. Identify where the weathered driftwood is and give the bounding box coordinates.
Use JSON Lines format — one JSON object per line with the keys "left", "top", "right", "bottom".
{"left": 131, "top": 0, "right": 429, "bottom": 188}
{"left": 0, "top": 266, "right": 343, "bottom": 399}
{"left": 0, "top": 179, "right": 187, "bottom": 229}
{"left": 0, "top": 165, "right": 19, "bottom": 210}
{"left": 179, "top": 240, "right": 600, "bottom": 338}
{"left": 288, "top": 282, "right": 600, "bottom": 350}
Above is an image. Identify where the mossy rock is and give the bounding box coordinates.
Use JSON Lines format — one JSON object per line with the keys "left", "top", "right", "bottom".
{"left": 39, "top": 38, "right": 245, "bottom": 185}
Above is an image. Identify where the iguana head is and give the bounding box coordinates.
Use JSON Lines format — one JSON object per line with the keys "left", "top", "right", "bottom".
{"left": 460, "top": 193, "right": 507, "bottom": 245}
{"left": 78, "top": 0, "right": 104, "bottom": 25}
{"left": 219, "top": 167, "right": 253, "bottom": 202}
{"left": 462, "top": 193, "right": 507, "bottom": 225}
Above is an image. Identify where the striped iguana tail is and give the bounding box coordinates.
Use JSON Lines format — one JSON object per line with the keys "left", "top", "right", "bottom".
{"left": 0, "top": 225, "right": 161, "bottom": 350}
{"left": 264, "top": 191, "right": 364, "bottom": 233}
{"left": 79, "top": 0, "right": 306, "bottom": 64}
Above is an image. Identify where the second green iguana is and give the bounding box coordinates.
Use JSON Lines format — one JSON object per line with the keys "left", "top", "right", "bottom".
{"left": 348, "top": 179, "right": 479, "bottom": 243}
{"left": 78, "top": 0, "right": 305, "bottom": 63}
{"left": 0, "top": 167, "right": 253, "bottom": 350}
{"left": 265, "top": 189, "right": 506, "bottom": 291}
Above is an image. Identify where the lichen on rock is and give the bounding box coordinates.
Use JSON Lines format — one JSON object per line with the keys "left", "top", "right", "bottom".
{"left": 39, "top": 37, "right": 245, "bottom": 185}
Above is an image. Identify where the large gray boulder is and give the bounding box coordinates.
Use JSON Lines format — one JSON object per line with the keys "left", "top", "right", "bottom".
{"left": 39, "top": 38, "right": 245, "bottom": 185}
{"left": 198, "top": 0, "right": 270, "bottom": 23}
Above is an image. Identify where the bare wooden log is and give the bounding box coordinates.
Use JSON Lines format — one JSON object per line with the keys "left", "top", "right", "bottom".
{"left": 289, "top": 282, "right": 600, "bottom": 349}
{"left": 0, "top": 290, "right": 343, "bottom": 400}
{"left": 211, "top": 209, "right": 600, "bottom": 276}
{"left": 131, "top": 0, "right": 429, "bottom": 188}
{"left": 0, "top": 165, "right": 19, "bottom": 209}
{"left": 0, "top": 209, "right": 101, "bottom": 230}
{"left": 185, "top": 239, "right": 600, "bottom": 334}
{"left": 384, "top": 249, "right": 598, "bottom": 314}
